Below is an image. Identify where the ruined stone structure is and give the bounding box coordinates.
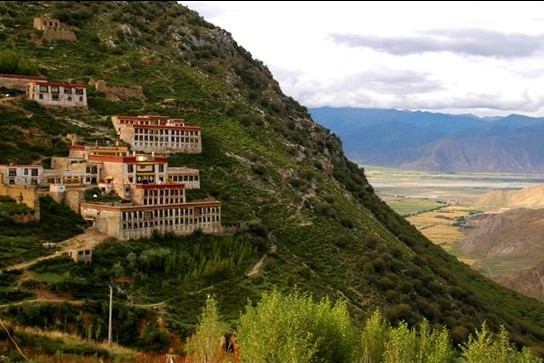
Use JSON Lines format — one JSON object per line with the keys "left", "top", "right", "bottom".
{"left": 0, "top": 184, "right": 40, "bottom": 222}
{"left": 27, "top": 81, "right": 87, "bottom": 108}
{"left": 33, "top": 16, "right": 76, "bottom": 42}
{"left": 0, "top": 74, "right": 48, "bottom": 92}
{"left": 112, "top": 115, "right": 202, "bottom": 154}
{"left": 68, "top": 248, "right": 93, "bottom": 264}
{"left": 91, "top": 80, "right": 146, "bottom": 102}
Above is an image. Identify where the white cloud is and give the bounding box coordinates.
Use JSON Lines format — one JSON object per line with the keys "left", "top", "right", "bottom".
{"left": 331, "top": 29, "right": 544, "bottom": 58}
{"left": 181, "top": 1, "right": 544, "bottom": 117}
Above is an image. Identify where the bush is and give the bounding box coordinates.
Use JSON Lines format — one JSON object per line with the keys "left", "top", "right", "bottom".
{"left": 185, "top": 296, "right": 226, "bottom": 363}
{"left": 237, "top": 290, "right": 356, "bottom": 363}
{"left": 461, "top": 323, "right": 542, "bottom": 363}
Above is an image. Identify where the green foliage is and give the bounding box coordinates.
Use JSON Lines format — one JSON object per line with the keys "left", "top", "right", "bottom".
{"left": 237, "top": 290, "right": 357, "bottom": 363}
{"left": 461, "top": 323, "right": 542, "bottom": 363}
{"left": 0, "top": 49, "right": 38, "bottom": 75}
{"left": 1, "top": 1, "right": 544, "bottom": 357}
{"left": 185, "top": 296, "right": 226, "bottom": 363}
{"left": 360, "top": 310, "right": 390, "bottom": 363}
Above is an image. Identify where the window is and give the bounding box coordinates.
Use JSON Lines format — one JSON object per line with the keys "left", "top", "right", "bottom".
{"left": 128, "top": 165, "right": 134, "bottom": 173}
{"left": 51, "top": 86, "right": 59, "bottom": 93}
{"left": 31, "top": 169, "right": 38, "bottom": 176}
{"left": 9, "top": 179, "right": 15, "bottom": 185}
{"left": 52, "top": 94, "right": 59, "bottom": 101}
{"left": 8, "top": 168, "right": 16, "bottom": 176}
{"left": 75, "top": 89, "right": 84, "bottom": 95}
{"left": 39, "top": 85, "right": 48, "bottom": 92}
{"left": 67, "top": 96, "right": 72, "bottom": 101}
{"left": 39, "top": 94, "right": 43, "bottom": 100}
{"left": 79, "top": 96, "right": 83, "bottom": 102}
{"left": 64, "top": 87, "right": 72, "bottom": 94}
{"left": 24, "top": 168, "right": 28, "bottom": 175}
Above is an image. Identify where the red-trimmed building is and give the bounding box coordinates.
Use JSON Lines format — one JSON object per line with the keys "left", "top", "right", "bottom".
{"left": 61, "top": 145, "right": 220, "bottom": 240}
{"left": 27, "top": 81, "right": 87, "bottom": 108}
{"left": 112, "top": 115, "right": 201, "bottom": 154}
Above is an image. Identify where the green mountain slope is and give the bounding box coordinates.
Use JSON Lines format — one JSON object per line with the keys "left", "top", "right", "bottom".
{"left": 2, "top": 0, "right": 544, "bottom": 355}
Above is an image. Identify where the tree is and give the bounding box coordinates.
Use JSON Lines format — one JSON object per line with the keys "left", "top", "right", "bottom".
{"left": 461, "top": 323, "right": 542, "bottom": 363}
{"left": 185, "top": 296, "right": 225, "bottom": 363}
{"left": 0, "top": 49, "right": 38, "bottom": 75}
{"left": 237, "top": 290, "right": 356, "bottom": 363}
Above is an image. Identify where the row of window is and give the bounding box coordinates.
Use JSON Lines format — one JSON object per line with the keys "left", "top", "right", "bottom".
{"left": 133, "top": 135, "right": 199, "bottom": 144}
{"left": 7, "top": 168, "right": 40, "bottom": 176}
{"left": 134, "top": 129, "right": 199, "bottom": 136}
{"left": 37, "top": 94, "right": 84, "bottom": 102}
{"left": 142, "top": 197, "right": 184, "bottom": 206}
{"left": 143, "top": 188, "right": 182, "bottom": 197}
{"left": 127, "top": 164, "right": 165, "bottom": 173}
{"left": 8, "top": 178, "right": 38, "bottom": 185}
{"left": 37, "top": 85, "right": 84, "bottom": 94}
{"left": 121, "top": 215, "right": 220, "bottom": 230}
{"left": 122, "top": 207, "right": 219, "bottom": 221}
{"left": 170, "top": 174, "right": 199, "bottom": 182}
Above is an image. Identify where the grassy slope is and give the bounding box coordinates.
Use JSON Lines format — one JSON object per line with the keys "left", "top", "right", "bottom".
{"left": 1, "top": 0, "right": 544, "bottom": 354}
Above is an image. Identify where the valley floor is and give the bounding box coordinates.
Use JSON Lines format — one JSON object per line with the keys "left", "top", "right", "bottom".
{"left": 364, "top": 165, "right": 544, "bottom": 294}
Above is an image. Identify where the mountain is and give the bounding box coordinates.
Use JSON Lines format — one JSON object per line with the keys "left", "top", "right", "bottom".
{"left": 472, "top": 184, "right": 544, "bottom": 211}
{"left": 2, "top": 1, "right": 544, "bottom": 357}
{"left": 310, "top": 107, "right": 544, "bottom": 173}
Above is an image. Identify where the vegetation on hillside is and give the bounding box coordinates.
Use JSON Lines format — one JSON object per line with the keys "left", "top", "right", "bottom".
{"left": 1, "top": 0, "right": 544, "bottom": 359}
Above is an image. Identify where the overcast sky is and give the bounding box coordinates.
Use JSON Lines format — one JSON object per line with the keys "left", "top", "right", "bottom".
{"left": 181, "top": 1, "right": 544, "bottom": 117}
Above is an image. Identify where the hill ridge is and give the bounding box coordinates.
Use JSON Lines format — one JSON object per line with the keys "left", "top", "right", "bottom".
{"left": 1, "top": 0, "right": 544, "bottom": 356}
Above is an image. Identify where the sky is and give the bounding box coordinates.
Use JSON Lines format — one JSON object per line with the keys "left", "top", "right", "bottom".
{"left": 180, "top": 1, "right": 544, "bottom": 117}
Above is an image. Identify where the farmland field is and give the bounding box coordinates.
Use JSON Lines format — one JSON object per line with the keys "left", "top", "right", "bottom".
{"left": 364, "top": 165, "right": 544, "bottom": 255}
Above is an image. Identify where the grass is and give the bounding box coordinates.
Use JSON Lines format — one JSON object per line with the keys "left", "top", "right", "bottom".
{"left": 387, "top": 198, "right": 444, "bottom": 216}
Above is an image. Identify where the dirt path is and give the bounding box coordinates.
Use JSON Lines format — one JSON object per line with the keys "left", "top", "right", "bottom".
{"left": 247, "top": 244, "right": 277, "bottom": 277}
{"left": 1, "top": 228, "right": 110, "bottom": 273}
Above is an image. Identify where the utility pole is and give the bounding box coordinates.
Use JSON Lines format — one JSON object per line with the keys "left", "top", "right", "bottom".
{"left": 108, "top": 284, "right": 113, "bottom": 346}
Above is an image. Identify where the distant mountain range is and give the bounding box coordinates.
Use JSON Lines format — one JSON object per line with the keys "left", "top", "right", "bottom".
{"left": 310, "top": 107, "right": 544, "bottom": 173}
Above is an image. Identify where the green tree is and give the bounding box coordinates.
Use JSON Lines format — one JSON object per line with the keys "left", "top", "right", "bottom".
{"left": 461, "top": 323, "right": 542, "bottom": 363}
{"left": 185, "top": 296, "right": 225, "bottom": 363}
{"left": 360, "top": 310, "right": 390, "bottom": 363}
{"left": 0, "top": 49, "right": 38, "bottom": 75}
{"left": 237, "top": 290, "right": 356, "bottom": 363}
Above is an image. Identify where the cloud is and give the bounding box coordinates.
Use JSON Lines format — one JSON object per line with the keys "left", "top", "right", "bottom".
{"left": 338, "top": 69, "right": 443, "bottom": 95}
{"left": 330, "top": 29, "right": 544, "bottom": 58}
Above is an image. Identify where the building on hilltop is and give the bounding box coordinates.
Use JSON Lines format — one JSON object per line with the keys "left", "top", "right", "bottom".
{"left": 0, "top": 144, "right": 220, "bottom": 240}
{"left": 112, "top": 115, "right": 202, "bottom": 154}
{"left": 33, "top": 16, "right": 76, "bottom": 42}
{"left": 78, "top": 151, "right": 220, "bottom": 240}
{"left": 0, "top": 164, "right": 43, "bottom": 186}
{"left": 33, "top": 16, "right": 61, "bottom": 30}
{"left": 26, "top": 81, "right": 87, "bottom": 108}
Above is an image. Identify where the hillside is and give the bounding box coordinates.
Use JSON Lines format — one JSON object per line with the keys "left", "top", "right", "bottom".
{"left": 310, "top": 107, "right": 544, "bottom": 173}
{"left": 459, "top": 208, "right": 544, "bottom": 259}
{"left": 472, "top": 184, "right": 544, "bottom": 210}
{"left": 495, "top": 261, "right": 544, "bottom": 301}
{"left": 2, "top": 1, "right": 544, "bottom": 358}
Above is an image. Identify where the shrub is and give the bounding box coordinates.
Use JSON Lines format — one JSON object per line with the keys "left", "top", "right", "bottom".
{"left": 185, "top": 296, "right": 226, "bottom": 363}
{"left": 237, "top": 290, "right": 356, "bottom": 363}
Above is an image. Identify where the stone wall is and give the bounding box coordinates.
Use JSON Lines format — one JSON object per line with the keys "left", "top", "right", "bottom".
{"left": 91, "top": 80, "right": 146, "bottom": 102}
{"left": 0, "top": 184, "right": 40, "bottom": 221}
{"left": 0, "top": 74, "right": 47, "bottom": 92}
{"left": 42, "top": 28, "right": 76, "bottom": 42}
